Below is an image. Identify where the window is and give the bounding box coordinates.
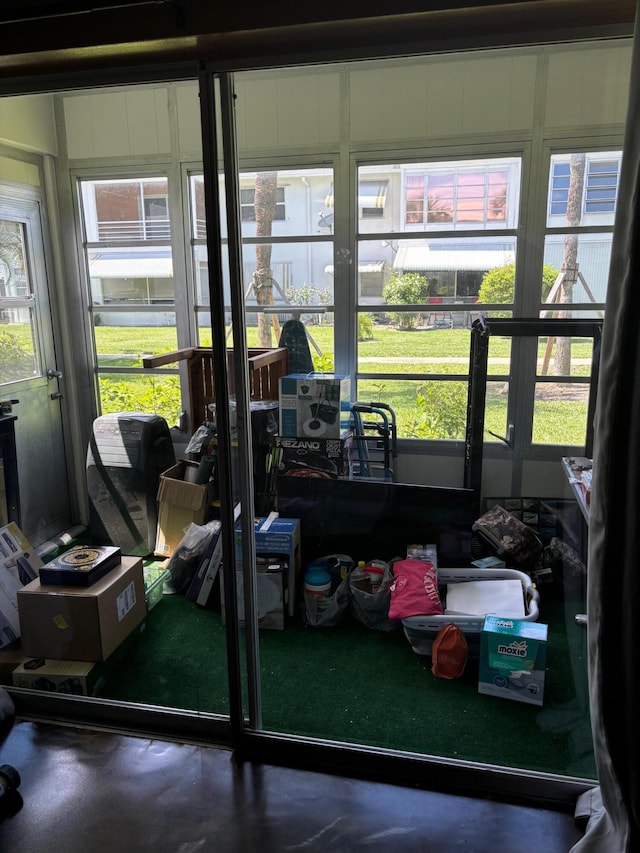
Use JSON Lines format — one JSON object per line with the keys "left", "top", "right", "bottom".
{"left": 548, "top": 154, "right": 621, "bottom": 220}
{"left": 585, "top": 159, "right": 619, "bottom": 213}
{"left": 0, "top": 218, "right": 38, "bottom": 383}
{"left": 240, "top": 186, "right": 286, "bottom": 222}
{"left": 537, "top": 150, "right": 620, "bottom": 447}
{"left": 78, "top": 175, "right": 179, "bottom": 424}
{"left": 359, "top": 180, "right": 388, "bottom": 218}
{"left": 359, "top": 158, "right": 520, "bottom": 439}
{"left": 190, "top": 168, "right": 335, "bottom": 363}
{"left": 91, "top": 179, "right": 171, "bottom": 241}
{"left": 405, "top": 167, "right": 509, "bottom": 227}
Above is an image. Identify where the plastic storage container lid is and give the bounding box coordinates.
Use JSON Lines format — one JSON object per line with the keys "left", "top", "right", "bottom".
{"left": 305, "top": 568, "right": 331, "bottom": 586}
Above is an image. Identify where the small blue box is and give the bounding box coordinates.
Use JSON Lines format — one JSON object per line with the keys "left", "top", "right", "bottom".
{"left": 235, "top": 517, "right": 301, "bottom": 617}
{"left": 279, "top": 374, "right": 351, "bottom": 438}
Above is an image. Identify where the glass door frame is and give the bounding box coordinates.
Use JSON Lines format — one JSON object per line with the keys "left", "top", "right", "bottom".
{"left": 200, "top": 67, "right": 593, "bottom": 809}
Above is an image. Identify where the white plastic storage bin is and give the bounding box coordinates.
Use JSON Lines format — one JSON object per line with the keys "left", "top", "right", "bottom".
{"left": 402, "top": 567, "right": 539, "bottom": 656}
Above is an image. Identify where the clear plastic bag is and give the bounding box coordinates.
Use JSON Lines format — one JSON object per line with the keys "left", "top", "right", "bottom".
{"left": 165, "top": 520, "right": 220, "bottom": 595}
{"left": 349, "top": 559, "right": 395, "bottom": 631}
{"left": 303, "top": 554, "right": 353, "bottom": 628}
{"left": 184, "top": 423, "right": 216, "bottom": 455}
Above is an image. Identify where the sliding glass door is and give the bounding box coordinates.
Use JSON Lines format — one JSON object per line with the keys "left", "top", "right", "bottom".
{"left": 200, "top": 56, "right": 603, "bottom": 805}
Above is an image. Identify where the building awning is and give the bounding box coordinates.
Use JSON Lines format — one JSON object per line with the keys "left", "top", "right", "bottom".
{"left": 393, "top": 247, "right": 515, "bottom": 272}
{"left": 88, "top": 257, "right": 173, "bottom": 278}
{"left": 325, "top": 261, "right": 386, "bottom": 275}
{"left": 324, "top": 181, "right": 388, "bottom": 209}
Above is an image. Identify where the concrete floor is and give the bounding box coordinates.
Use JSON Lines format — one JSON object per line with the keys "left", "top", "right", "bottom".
{"left": 0, "top": 720, "right": 585, "bottom": 852}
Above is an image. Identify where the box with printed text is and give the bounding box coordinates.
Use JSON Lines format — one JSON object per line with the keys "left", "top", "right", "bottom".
{"left": 279, "top": 374, "right": 351, "bottom": 439}
{"left": 235, "top": 517, "right": 301, "bottom": 617}
{"left": 12, "top": 658, "right": 105, "bottom": 696}
{"left": 478, "top": 615, "right": 548, "bottom": 706}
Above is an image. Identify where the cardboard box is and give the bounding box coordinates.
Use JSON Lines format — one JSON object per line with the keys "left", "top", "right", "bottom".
{"left": 155, "top": 460, "right": 215, "bottom": 558}
{"left": 279, "top": 374, "right": 351, "bottom": 439}
{"left": 235, "top": 517, "right": 301, "bottom": 616}
{"left": 12, "top": 658, "right": 105, "bottom": 696}
{"left": 220, "top": 559, "right": 288, "bottom": 630}
{"left": 0, "top": 522, "right": 44, "bottom": 648}
{"left": 17, "top": 556, "right": 146, "bottom": 662}
{"left": 275, "top": 435, "right": 353, "bottom": 479}
{"left": 478, "top": 615, "right": 548, "bottom": 706}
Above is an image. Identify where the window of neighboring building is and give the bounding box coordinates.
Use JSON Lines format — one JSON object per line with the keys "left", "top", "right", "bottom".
{"left": 359, "top": 180, "right": 388, "bottom": 219}
{"left": 240, "top": 186, "right": 286, "bottom": 222}
{"left": 548, "top": 153, "right": 621, "bottom": 220}
{"left": 405, "top": 166, "right": 510, "bottom": 227}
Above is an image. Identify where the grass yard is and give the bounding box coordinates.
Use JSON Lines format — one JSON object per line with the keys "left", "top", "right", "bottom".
{"left": 3, "top": 320, "right": 592, "bottom": 443}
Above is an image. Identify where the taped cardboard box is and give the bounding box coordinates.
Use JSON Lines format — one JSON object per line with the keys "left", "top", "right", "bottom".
{"left": 155, "top": 460, "right": 215, "bottom": 558}
{"left": 17, "top": 556, "right": 146, "bottom": 662}
{"left": 12, "top": 658, "right": 105, "bottom": 696}
{"left": 0, "top": 522, "right": 44, "bottom": 649}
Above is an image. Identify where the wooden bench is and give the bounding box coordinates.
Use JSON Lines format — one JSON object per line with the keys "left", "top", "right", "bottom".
{"left": 142, "top": 347, "right": 288, "bottom": 432}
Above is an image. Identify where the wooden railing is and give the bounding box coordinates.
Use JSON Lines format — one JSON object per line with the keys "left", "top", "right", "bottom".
{"left": 142, "top": 347, "right": 288, "bottom": 432}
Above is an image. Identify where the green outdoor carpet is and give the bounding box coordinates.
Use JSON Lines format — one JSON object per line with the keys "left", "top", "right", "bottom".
{"left": 100, "top": 579, "right": 595, "bottom": 780}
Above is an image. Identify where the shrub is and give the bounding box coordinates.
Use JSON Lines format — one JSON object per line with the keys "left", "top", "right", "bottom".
{"left": 405, "top": 382, "right": 467, "bottom": 439}
{"left": 478, "top": 264, "right": 558, "bottom": 316}
{"left": 0, "top": 329, "right": 36, "bottom": 383}
{"left": 99, "top": 376, "right": 181, "bottom": 426}
{"left": 382, "top": 272, "right": 430, "bottom": 330}
{"left": 358, "top": 313, "right": 373, "bottom": 341}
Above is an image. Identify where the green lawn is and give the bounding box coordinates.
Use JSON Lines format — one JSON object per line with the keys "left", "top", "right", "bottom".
{"left": 3, "top": 321, "right": 592, "bottom": 443}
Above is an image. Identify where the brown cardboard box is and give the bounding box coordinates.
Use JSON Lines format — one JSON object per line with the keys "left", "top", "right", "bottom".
{"left": 154, "top": 461, "right": 215, "bottom": 558}
{"left": 17, "top": 556, "right": 146, "bottom": 662}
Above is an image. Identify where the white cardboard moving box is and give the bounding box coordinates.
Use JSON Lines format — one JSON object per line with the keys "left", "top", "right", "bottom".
{"left": 17, "top": 556, "right": 146, "bottom": 662}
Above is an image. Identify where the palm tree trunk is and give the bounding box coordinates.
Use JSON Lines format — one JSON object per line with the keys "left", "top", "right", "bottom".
{"left": 252, "top": 172, "right": 278, "bottom": 348}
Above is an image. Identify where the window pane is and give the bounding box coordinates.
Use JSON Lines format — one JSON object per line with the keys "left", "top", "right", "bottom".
{"left": 536, "top": 335, "right": 595, "bottom": 378}
{"left": 542, "top": 234, "right": 611, "bottom": 306}
{"left": 532, "top": 381, "right": 590, "bottom": 445}
{"left": 358, "top": 325, "right": 471, "bottom": 375}
{"left": 94, "top": 315, "right": 178, "bottom": 367}
{"left": 357, "top": 378, "right": 468, "bottom": 439}
{"left": 0, "top": 307, "right": 38, "bottom": 383}
{"left": 80, "top": 178, "right": 170, "bottom": 242}
{"left": 0, "top": 220, "right": 38, "bottom": 383}
{"left": 245, "top": 309, "right": 334, "bottom": 371}
{"left": 239, "top": 167, "right": 333, "bottom": 238}
{"left": 546, "top": 151, "right": 621, "bottom": 227}
{"left": 88, "top": 247, "right": 174, "bottom": 306}
{"left": 190, "top": 175, "right": 207, "bottom": 240}
{"left": 485, "top": 379, "right": 510, "bottom": 443}
{"left": 98, "top": 371, "right": 181, "bottom": 426}
{"left": 358, "top": 236, "right": 517, "bottom": 310}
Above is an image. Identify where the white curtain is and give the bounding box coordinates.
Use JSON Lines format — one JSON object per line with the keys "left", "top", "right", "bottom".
{"left": 571, "top": 5, "right": 640, "bottom": 850}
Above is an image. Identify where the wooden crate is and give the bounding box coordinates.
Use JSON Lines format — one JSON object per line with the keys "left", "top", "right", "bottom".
{"left": 142, "top": 347, "right": 288, "bottom": 431}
